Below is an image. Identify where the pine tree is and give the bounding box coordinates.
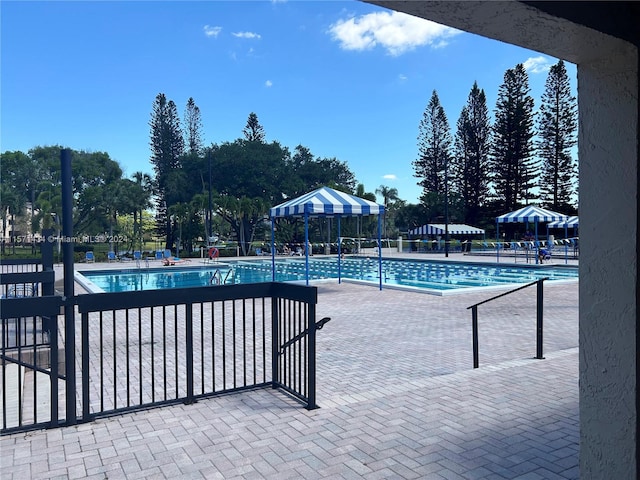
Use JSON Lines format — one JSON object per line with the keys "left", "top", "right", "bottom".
{"left": 149, "top": 93, "right": 184, "bottom": 248}
{"left": 413, "top": 90, "right": 452, "bottom": 198}
{"left": 451, "top": 82, "right": 491, "bottom": 224}
{"left": 537, "top": 60, "right": 577, "bottom": 211}
{"left": 243, "top": 112, "right": 265, "bottom": 142}
{"left": 184, "top": 97, "right": 204, "bottom": 155}
{"left": 491, "top": 64, "right": 537, "bottom": 211}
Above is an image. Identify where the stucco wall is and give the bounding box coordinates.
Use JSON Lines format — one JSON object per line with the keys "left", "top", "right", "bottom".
{"left": 370, "top": 1, "right": 640, "bottom": 477}
{"left": 578, "top": 49, "right": 639, "bottom": 477}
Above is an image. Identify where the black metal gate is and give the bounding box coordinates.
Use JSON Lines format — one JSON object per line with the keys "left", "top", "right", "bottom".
{"left": 1, "top": 282, "right": 321, "bottom": 435}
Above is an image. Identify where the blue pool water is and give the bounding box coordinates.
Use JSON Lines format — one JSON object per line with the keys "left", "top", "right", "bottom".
{"left": 77, "top": 257, "right": 578, "bottom": 295}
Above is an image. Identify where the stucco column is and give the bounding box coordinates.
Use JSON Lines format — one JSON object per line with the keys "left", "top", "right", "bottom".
{"left": 579, "top": 48, "right": 639, "bottom": 477}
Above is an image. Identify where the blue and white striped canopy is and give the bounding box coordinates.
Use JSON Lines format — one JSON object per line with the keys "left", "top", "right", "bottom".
{"left": 496, "top": 206, "right": 567, "bottom": 223}
{"left": 410, "top": 223, "right": 485, "bottom": 236}
{"left": 548, "top": 216, "right": 579, "bottom": 228}
{"left": 270, "top": 186, "right": 385, "bottom": 218}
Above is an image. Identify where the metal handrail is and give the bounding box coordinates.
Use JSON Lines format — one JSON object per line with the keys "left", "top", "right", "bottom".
{"left": 467, "top": 277, "right": 548, "bottom": 368}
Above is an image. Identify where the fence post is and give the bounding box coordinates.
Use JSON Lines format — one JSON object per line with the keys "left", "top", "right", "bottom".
{"left": 306, "top": 303, "right": 318, "bottom": 410}
{"left": 271, "top": 297, "right": 279, "bottom": 387}
{"left": 185, "top": 303, "right": 194, "bottom": 403}
{"left": 472, "top": 306, "right": 479, "bottom": 368}
{"left": 61, "top": 148, "right": 77, "bottom": 425}
{"left": 536, "top": 279, "right": 545, "bottom": 359}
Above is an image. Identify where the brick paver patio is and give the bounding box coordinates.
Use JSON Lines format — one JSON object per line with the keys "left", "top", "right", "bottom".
{"left": 1, "top": 255, "right": 579, "bottom": 479}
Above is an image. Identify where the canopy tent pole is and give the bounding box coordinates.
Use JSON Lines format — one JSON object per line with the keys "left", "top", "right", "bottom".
{"left": 271, "top": 218, "right": 276, "bottom": 281}
{"left": 304, "top": 213, "right": 309, "bottom": 286}
{"left": 496, "top": 221, "right": 500, "bottom": 263}
{"left": 338, "top": 217, "right": 342, "bottom": 284}
{"left": 535, "top": 220, "right": 539, "bottom": 264}
{"left": 378, "top": 214, "right": 383, "bottom": 290}
{"left": 564, "top": 222, "right": 568, "bottom": 264}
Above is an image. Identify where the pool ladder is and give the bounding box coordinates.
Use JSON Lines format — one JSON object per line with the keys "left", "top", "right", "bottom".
{"left": 136, "top": 257, "right": 150, "bottom": 269}
{"left": 210, "top": 268, "right": 234, "bottom": 286}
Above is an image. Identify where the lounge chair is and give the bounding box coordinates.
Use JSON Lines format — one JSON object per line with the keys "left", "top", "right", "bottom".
{"left": 162, "top": 257, "right": 191, "bottom": 266}
{"left": 85, "top": 251, "right": 95, "bottom": 263}
{"left": 107, "top": 251, "right": 118, "bottom": 262}
{"left": 155, "top": 250, "right": 164, "bottom": 260}
{"left": 2, "top": 283, "right": 38, "bottom": 298}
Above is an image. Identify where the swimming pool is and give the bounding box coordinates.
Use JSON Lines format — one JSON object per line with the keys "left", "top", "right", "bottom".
{"left": 76, "top": 257, "right": 578, "bottom": 295}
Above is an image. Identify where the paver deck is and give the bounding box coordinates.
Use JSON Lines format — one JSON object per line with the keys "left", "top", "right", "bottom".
{"left": 1, "top": 254, "right": 579, "bottom": 479}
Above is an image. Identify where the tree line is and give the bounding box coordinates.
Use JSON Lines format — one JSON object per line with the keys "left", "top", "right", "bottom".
{"left": 412, "top": 59, "right": 577, "bottom": 234}
{"left": 0, "top": 146, "right": 153, "bottom": 254}
{"left": 1, "top": 59, "right": 577, "bottom": 254}
{"left": 147, "top": 94, "right": 368, "bottom": 255}
{"left": 1, "top": 96, "right": 379, "bottom": 256}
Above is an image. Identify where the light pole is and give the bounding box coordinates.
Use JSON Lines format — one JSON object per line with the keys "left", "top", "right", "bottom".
{"left": 207, "top": 151, "right": 213, "bottom": 244}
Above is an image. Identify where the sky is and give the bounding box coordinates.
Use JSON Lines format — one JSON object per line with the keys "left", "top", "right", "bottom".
{"left": 1, "top": 0, "right": 576, "bottom": 205}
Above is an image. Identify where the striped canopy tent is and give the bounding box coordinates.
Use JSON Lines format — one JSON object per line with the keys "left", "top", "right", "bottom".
{"left": 409, "top": 223, "right": 485, "bottom": 236}
{"left": 269, "top": 186, "right": 385, "bottom": 288}
{"left": 547, "top": 216, "right": 579, "bottom": 228}
{"left": 547, "top": 216, "right": 579, "bottom": 264}
{"left": 496, "top": 206, "right": 567, "bottom": 263}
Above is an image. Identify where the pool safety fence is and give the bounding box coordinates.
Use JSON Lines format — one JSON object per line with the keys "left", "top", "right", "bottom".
{"left": 467, "top": 278, "right": 548, "bottom": 368}
{"left": 1, "top": 281, "right": 321, "bottom": 435}
{"left": 404, "top": 237, "right": 579, "bottom": 258}
{"left": 1, "top": 229, "right": 55, "bottom": 298}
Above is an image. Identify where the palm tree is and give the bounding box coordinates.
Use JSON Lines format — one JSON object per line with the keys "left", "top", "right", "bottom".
{"left": 132, "top": 172, "right": 153, "bottom": 250}
{"left": 375, "top": 185, "right": 399, "bottom": 239}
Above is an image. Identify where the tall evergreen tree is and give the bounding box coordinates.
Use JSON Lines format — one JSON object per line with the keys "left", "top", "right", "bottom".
{"left": 491, "top": 64, "right": 537, "bottom": 211}
{"left": 184, "top": 97, "right": 204, "bottom": 155}
{"left": 149, "top": 93, "right": 184, "bottom": 248}
{"left": 243, "top": 112, "right": 266, "bottom": 142}
{"left": 451, "top": 82, "right": 491, "bottom": 224}
{"left": 537, "top": 60, "right": 577, "bottom": 211}
{"left": 413, "top": 90, "right": 452, "bottom": 200}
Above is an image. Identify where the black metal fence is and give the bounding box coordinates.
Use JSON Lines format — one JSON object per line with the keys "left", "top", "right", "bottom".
{"left": 1, "top": 281, "right": 320, "bottom": 435}
{"left": 1, "top": 230, "right": 55, "bottom": 299}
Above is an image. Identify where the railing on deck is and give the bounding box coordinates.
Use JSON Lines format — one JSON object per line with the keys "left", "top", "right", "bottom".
{"left": 1, "top": 281, "right": 322, "bottom": 435}
{"left": 467, "top": 278, "right": 548, "bottom": 368}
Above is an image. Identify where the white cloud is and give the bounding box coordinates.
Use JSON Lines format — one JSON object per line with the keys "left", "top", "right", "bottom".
{"left": 233, "top": 31, "right": 262, "bottom": 39}
{"left": 398, "top": 74, "right": 407, "bottom": 81}
{"left": 328, "top": 11, "right": 461, "bottom": 56}
{"left": 265, "top": 80, "right": 273, "bottom": 87}
{"left": 383, "top": 174, "right": 397, "bottom": 180}
{"left": 523, "top": 56, "right": 551, "bottom": 74}
{"left": 203, "top": 25, "right": 222, "bottom": 38}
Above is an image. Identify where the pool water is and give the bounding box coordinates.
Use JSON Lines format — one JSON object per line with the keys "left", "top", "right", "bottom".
{"left": 77, "top": 257, "right": 578, "bottom": 295}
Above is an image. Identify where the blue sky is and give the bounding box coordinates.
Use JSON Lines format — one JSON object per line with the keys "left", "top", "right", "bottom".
{"left": 1, "top": 0, "right": 576, "bottom": 204}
